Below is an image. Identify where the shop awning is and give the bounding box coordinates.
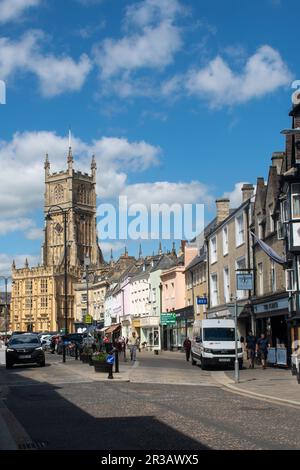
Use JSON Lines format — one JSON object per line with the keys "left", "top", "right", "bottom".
{"left": 105, "top": 324, "right": 121, "bottom": 334}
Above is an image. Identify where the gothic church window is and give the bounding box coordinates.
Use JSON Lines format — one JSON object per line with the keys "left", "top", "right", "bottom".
{"left": 78, "top": 185, "right": 89, "bottom": 204}
{"left": 54, "top": 184, "right": 64, "bottom": 203}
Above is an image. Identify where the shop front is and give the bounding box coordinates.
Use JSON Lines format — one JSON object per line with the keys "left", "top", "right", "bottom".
{"left": 120, "top": 315, "right": 131, "bottom": 339}
{"left": 162, "top": 307, "right": 194, "bottom": 351}
{"left": 140, "top": 316, "right": 160, "bottom": 350}
{"left": 131, "top": 318, "right": 141, "bottom": 339}
{"left": 253, "top": 296, "right": 289, "bottom": 366}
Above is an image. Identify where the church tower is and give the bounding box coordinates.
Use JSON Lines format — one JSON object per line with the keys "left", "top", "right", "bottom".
{"left": 43, "top": 146, "right": 101, "bottom": 269}
{"left": 10, "top": 142, "right": 103, "bottom": 334}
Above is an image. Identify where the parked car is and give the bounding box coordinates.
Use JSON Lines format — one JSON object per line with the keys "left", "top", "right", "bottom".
{"left": 41, "top": 335, "right": 53, "bottom": 350}
{"left": 6, "top": 333, "right": 45, "bottom": 368}
{"left": 191, "top": 319, "right": 243, "bottom": 369}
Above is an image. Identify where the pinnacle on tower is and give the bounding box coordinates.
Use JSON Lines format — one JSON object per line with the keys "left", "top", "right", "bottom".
{"left": 158, "top": 241, "right": 162, "bottom": 255}
{"left": 67, "top": 129, "right": 73, "bottom": 170}
{"left": 44, "top": 153, "right": 50, "bottom": 171}
{"left": 110, "top": 248, "right": 114, "bottom": 263}
{"left": 12, "top": 259, "right": 16, "bottom": 270}
{"left": 25, "top": 258, "right": 29, "bottom": 268}
{"left": 91, "top": 154, "right": 97, "bottom": 170}
{"left": 124, "top": 246, "right": 128, "bottom": 257}
{"left": 138, "top": 243, "right": 142, "bottom": 259}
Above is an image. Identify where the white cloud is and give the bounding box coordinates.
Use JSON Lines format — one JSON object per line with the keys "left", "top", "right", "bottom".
{"left": 0, "top": 0, "right": 40, "bottom": 24}
{"left": 0, "top": 253, "right": 40, "bottom": 276}
{"left": 184, "top": 45, "right": 292, "bottom": 107}
{"left": 100, "top": 241, "right": 126, "bottom": 255}
{"left": 25, "top": 227, "right": 43, "bottom": 240}
{"left": 0, "top": 131, "right": 161, "bottom": 221}
{"left": 0, "top": 30, "right": 92, "bottom": 97}
{"left": 95, "top": 21, "right": 182, "bottom": 80}
{"left": 121, "top": 181, "right": 214, "bottom": 207}
{"left": 0, "top": 218, "right": 35, "bottom": 236}
{"left": 223, "top": 182, "right": 251, "bottom": 208}
{"left": 124, "top": 0, "right": 185, "bottom": 29}
{"left": 93, "top": 0, "right": 184, "bottom": 96}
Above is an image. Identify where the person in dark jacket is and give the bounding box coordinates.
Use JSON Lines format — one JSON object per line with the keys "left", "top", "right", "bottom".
{"left": 246, "top": 331, "right": 257, "bottom": 369}
{"left": 256, "top": 333, "right": 270, "bottom": 369}
{"left": 183, "top": 337, "right": 192, "bottom": 362}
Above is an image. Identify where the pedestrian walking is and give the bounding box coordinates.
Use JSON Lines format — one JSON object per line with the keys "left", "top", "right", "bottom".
{"left": 127, "top": 331, "right": 139, "bottom": 362}
{"left": 256, "top": 333, "right": 270, "bottom": 369}
{"left": 104, "top": 334, "right": 112, "bottom": 353}
{"left": 183, "top": 337, "right": 191, "bottom": 362}
{"left": 246, "top": 330, "right": 257, "bottom": 369}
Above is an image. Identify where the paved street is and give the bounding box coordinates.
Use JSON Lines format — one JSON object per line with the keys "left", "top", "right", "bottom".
{"left": 0, "top": 351, "right": 300, "bottom": 450}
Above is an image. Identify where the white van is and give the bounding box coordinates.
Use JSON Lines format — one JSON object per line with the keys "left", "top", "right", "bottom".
{"left": 191, "top": 319, "right": 243, "bottom": 369}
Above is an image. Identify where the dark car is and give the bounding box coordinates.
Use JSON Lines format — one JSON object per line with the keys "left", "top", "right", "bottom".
{"left": 6, "top": 334, "right": 45, "bottom": 368}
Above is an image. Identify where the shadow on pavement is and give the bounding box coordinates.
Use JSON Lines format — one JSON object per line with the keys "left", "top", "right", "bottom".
{"left": 0, "top": 366, "right": 209, "bottom": 450}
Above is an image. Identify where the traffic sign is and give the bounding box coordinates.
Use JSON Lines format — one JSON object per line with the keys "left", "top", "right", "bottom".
{"left": 197, "top": 297, "right": 208, "bottom": 305}
{"left": 160, "top": 313, "right": 176, "bottom": 325}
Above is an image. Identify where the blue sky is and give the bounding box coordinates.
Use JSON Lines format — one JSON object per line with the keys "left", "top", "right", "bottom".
{"left": 0, "top": 0, "right": 299, "bottom": 274}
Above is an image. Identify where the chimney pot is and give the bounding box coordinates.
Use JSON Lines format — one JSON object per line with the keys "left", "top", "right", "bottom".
{"left": 216, "top": 198, "right": 230, "bottom": 224}
{"left": 241, "top": 184, "right": 254, "bottom": 202}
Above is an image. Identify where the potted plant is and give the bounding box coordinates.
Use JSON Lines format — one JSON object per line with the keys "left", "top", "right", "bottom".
{"left": 92, "top": 351, "right": 111, "bottom": 373}
{"left": 80, "top": 344, "right": 93, "bottom": 364}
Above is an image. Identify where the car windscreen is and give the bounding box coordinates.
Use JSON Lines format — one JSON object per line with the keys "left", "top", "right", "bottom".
{"left": 10, "top": 336, "right": 40, "bottom": 345}
{"left": 203, "top": 328, "right": 235, "bottom": 342}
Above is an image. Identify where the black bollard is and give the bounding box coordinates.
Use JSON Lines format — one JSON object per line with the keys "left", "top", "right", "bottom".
{"left": 115, "top": 349, "right": 119, "bottom": 373}
{"left": 62, "top": 343, "right": 66, "bottom": 363}
{"left": 108, "top": 363, "right": 114, "bottom": 379}
{"left": 75, "top": 344, "right": 78, "bottom": 360}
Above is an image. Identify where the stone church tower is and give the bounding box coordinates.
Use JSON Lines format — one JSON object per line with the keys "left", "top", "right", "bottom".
{"left": 43, "top": 147, "right": 102, "bottom": 269}
{"left": 10, "top": 146, "right": 104, "bottom": 333}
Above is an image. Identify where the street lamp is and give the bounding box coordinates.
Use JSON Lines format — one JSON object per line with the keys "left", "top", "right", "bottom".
{"left": 0, "top": 276, "right": 11, "bottom": 344}
{"left": 46, "top": 205, "right": 86, "bottom": 362}
{"left": 84, "top": 256, "right": 91, "bottom": 327}
{"left": 46, "top": 205, "right": 68, "bottom": 363}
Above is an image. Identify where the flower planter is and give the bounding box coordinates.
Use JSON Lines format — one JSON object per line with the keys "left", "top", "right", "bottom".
{"left": 93, "top": 361, "right": 111, "bottom": 373}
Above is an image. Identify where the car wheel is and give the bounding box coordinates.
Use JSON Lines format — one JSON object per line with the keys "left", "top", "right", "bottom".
{"left": 191, "top": 355, "right": 196, "bottom": 366}
{"left": 6, "top": 362, "right": 13, "bottom": 369}
{"left": 297, "top": 370, "right": 300, "bottom": 384}
{"left": 39, "top": 360, "right": 46, "bottom": 367}
{"left": 200, "top": 357, "right": 206, "bottom": 370}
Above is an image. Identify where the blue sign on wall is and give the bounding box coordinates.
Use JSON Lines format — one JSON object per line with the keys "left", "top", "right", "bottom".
{"left": 197, "top": 297, "right": 208, "bottom": 305}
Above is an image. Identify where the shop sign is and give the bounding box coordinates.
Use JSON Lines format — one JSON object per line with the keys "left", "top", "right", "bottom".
{"left": 132, "top": 319, "right": 141, "bottom": 328}
{"left": 160, "top": 312, "right": 176, "bottom": 325}
{"left": 197, "top": 297, "right": 208, "bottom": 305}
{"left": 84, "top": 315, "right": 93, "bottom": 324}
{"left": 140, "top": 316, "right": 160, "bottom": 327}
{"left": 253, "top": 298, "right": 289, "bottom": 314}
{"left": 236, "top": 273, "right": 253, "bottom": 290}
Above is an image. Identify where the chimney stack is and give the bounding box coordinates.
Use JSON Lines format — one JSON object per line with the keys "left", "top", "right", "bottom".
{"left": 216, "top": 198, "right": 230, "bottom": 225}
{"left": 271, "top": 152, "right": 284, "bottom": 175}
{"left": 241, "top": 184, "right": 254, "bottom": 202}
